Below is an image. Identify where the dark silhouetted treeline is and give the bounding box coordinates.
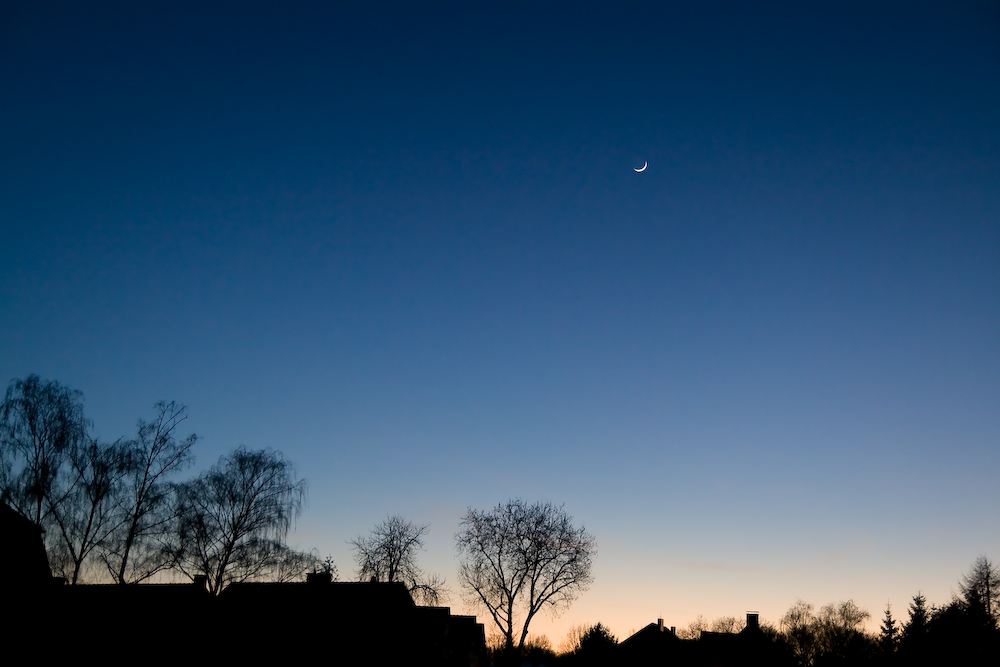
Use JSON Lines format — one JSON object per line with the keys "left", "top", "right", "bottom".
{"left": 492, "top": 558, "right": 998, "bottom": 667}
{"left": 4, "top": 375, "right": 998, "bottom": 666}
{"left": 0, "top": 375, "right": 318, "bottom": 590}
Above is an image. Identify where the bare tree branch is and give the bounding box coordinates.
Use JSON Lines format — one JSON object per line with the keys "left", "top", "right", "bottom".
{"left": 455, "top": 499, "right": 595, "bottom": 652}
{"left": 173, "top": 447, "right": 305, "bottom": 595}
{"left": 47, "top": 438, "right": 129, "bottom": 584}
{"left": 1, "top": 375, "right": 88, "bottom": 526}
{"left": 959, "top": 556, "right": 1000, "bottom": 622}
{"left": 101, "top": 401, "right": 197, "bottom": 584}
{"left": 351, "top": 515, "right": 447, "bottom": 605}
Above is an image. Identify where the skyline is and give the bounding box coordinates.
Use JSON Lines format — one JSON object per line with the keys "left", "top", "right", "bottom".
{"left": 2, "top": 1, "right": 998, "bottom": 644}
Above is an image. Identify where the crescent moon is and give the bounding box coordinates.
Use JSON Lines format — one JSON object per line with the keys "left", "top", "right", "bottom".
{"left": 634, "top": 161, "right": 647, "bottom": 172}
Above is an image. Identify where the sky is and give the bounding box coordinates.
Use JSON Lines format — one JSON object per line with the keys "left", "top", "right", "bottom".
{"left": 2, "top": 0, "right": 998, "bottom": 644}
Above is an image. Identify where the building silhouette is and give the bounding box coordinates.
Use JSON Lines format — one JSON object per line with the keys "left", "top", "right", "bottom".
{"left": 2, "top": 502, "right": 485, "bottom": 666}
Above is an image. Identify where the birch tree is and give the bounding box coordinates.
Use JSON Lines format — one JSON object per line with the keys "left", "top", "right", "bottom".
{"left": 101, "top": 401, "right": 196, "bottom": 584}
{"left": 174, "top": 447, "right": 305, "bottom": 594}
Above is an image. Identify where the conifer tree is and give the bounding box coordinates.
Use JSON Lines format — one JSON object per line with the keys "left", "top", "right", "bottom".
{"left": 878, "top": 601, "right": 899, "bottom": 653}
{"left": 903, "top": 592, "right": 929, "bottom": 640}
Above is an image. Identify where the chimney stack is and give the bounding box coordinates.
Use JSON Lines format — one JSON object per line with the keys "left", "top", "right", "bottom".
{"left": 658, "top": 618, "right": 663, "bottom": 632}
{"left": 746, "top": 612, "right": 759, "bottom": 630}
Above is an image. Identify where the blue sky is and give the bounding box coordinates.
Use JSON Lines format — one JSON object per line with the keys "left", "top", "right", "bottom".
{"left": 2, "top": 1, "right": 998, "bottom": 642}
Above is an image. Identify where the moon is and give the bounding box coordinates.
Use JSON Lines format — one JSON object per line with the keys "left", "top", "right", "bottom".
{"left": 634, "top": 161, "right": 648, "bottom": 172}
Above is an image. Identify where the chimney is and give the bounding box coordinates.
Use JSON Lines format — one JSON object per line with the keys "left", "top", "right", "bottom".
{"left": 670, "top": 626, "right": 676, "bottom": 635}
{"left": 658, "top": 618, "right": 663, "bottom": 632}
{"left": 193, "top": 575, "right": 208, "bottom": 591}
{"left": 746, "top": 612, "right": 759, "bottom": 630}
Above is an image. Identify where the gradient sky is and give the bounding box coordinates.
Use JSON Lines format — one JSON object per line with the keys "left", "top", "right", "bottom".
{"left": 2, "top": 1, "right": 998, "bottom": 644}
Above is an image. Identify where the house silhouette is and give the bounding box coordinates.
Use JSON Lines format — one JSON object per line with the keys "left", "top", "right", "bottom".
{"left": 2, "top": 503, "right": 485, "bottom": 666}
{"left": 619, "top": 612, "right": 795, "bottom": 667}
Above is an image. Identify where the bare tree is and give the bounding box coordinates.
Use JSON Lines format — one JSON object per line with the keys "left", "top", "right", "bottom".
{"left": 455, "top": 499, "right": 596, "bottom": 651}
{"left": 174, "top": 447, "right": 305, "bottom": 594}
{"left": 781, "top": 599, "right": 872, "bottom": 666}
{"left": 781, "top": 600, "right": 820, "bottom": 666}
{"left": 350, "top": 515, "right": 446, "bottom": 605}
{"left": 815, "top": 599, "right": 872, "bottom": 662}
{"left": 959, "top": 555, "right": 1000, "bottom": 623}
{"left": 47, "top": 438, "right": 129, "bottom": 584}
{"left": 710, "top": 615, "right": 746, "bottom": 634}
{"left": 0, "top": 375, "right": 87, "bottom": 524}
{"left": 264, "top": 544, "right": 323, "bottom": 583}
{"left": 558, "top": 623, "right": 589, "bottom": 654}
{"left": 101, "top": 402, "right": 197, "bottom": 584}
{"left": 677, "top": 614, "right": 709, "bottom": 639}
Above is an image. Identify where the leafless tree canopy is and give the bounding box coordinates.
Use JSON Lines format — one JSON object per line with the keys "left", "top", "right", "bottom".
{"left": 711, "top": 615, "right": 747, "bottom": 634}
{"left": 48, "top": 438, "right": 129, "bottom": 584}
{"left": 351, "top": 515, "right": 446, "bottom": 605}
{"left": 558, "top": 623, "right": 589, "bottom": 655}
{"left": 101, "top": 401, "right": 197, "bottom": 584}
{"left": 677, "top": 614, "right": 709, "bottom": 639}
{"left": 0, "top": 375, "right": 109, "bottom": 584}
{"left": 781, "top": 599, "right": 870, "bottom": 667}
{"left": 2, "top": 377, "right": 322, "bottom": 589}
{"left": 959, "top": 556, "right": 1000, "bottom": 622}
{"left": 455, "top": 499, "right": 596, "bottom": 651}
{"left": 266, "top": 544, "right": 323, "bottom": 583}
{"left": 0, "top": 375, "right": 88, "bottom": 524}
{"left": 174, "top": 446, "right": 305, "bottom": 594}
